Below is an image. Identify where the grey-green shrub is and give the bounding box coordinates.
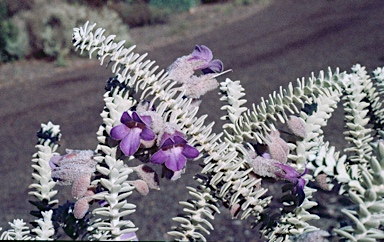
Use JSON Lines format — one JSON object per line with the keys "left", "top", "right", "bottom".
{"left": 110, "top": 1, "right": 170, "bottom": 28}
{"left": 9, "top": 0, "right": 132, "bottom": 61}
{"left": 149, "top": 0, "right": 199, "bottom": 12}
{"left": 0, "top": 2, "right": 26, "bottom": 62}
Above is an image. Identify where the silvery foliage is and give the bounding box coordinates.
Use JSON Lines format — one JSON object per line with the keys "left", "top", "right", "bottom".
{"left": 1, "top": 21, "right": 384, "bottom": 241}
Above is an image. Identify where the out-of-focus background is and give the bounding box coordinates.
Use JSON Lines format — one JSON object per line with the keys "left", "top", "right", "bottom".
{"left": 1, "top": 0, "right": 384, "bottom": 241}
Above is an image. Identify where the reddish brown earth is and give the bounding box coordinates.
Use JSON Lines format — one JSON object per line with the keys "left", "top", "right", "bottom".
{"left": 1, "top": 0, "right": 384, "bottom": 241}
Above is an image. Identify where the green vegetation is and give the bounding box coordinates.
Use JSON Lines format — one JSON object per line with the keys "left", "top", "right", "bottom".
{"left": 0, "top": 0, "right": 261, "bottom": 64}
{"left": 0, "top": 2, "right": 23, "bottom": 62}
{"left": 149, "top": 0, "right": 198, "bottom": 12}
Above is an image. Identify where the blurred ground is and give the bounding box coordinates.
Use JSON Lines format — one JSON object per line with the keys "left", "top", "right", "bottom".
{"left": 1, "top": 0, "right": 384, "bottom": 241}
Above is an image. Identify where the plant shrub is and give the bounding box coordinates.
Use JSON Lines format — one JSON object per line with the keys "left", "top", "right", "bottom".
{"left": 110, "top": 1, "right": 170, "bottom": 28}
{"left": 149, "top": 0, "right": 199, "bottom": 12}
{"left": 2, "top": 0, "right": 35, "bottom": 17}
{"left": 0, "top": 1, "right": 26, "bottom": 62}
{"left": 9, "top": 1, "right": 132, "bottom": 61}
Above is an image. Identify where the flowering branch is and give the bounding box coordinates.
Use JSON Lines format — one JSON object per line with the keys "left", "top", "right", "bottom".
{"left": 1, "top": 20, "right": 384, "bottom": 242}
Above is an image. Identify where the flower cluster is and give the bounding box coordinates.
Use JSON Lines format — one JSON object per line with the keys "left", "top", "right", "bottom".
{"left": 248, "top": 147, "right": 307, "bottom": 205}
{"left": 248, "top": 117, "right": 308, "bottom": 205}
{"left": 49, "top": 149, "right": 97, "bottom": 219}
{"left": 110, "top": 107, "right": 199, "bottom": 180}
{"left": 167, "top": 45, "right": 225, "bottom": 107}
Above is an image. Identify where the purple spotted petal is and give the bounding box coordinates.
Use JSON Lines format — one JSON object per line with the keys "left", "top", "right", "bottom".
{"left": 120, "top": 128, "right": 142, "bottom": 156}
{"left": 191, "top": 45, "right": 213, "bottom": 62}
{"left": 150, "top": 149, "right": 167, "bottom": 165}
{"left": 110, "top": 124, "right": 130, "bottom": 140}
{"left": 182, "top": 144, "right": 199, "bottom": 159}
{"left": 120, "top": 111, "right": 132, "bottom": 124}
{"left": 140, "top": 127, "right": 155, "bottom": 141}
{"left": 164, "top": 147, "right": 187, "bottom": 171}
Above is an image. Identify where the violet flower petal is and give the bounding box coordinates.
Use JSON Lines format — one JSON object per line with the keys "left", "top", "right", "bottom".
{"left": 132, "top": 112, "right": 143, "bottom": 123}
{"left": 296, "top": 178, "right": 306, "bottom": 205}
{"left": 120, "top": 111, "right": 132, "bottom": 124}
{"left": 182, "top": 144, "right": 199, "bottom": 159}
{"left": 201, "top": 59, "right": 224, "bottom": 74}
{"left": 261, "top": 152, "right": 271, "bottom": 159}
{"left": 297, "top": 188, "right": 305, "bottom": 205}
{"left": 150, "top": 149, "right": 167, "bottom": 165}
{"left": 164, "top": 147, "right": 187, "bottom": 171}
{"left": 160, "top": 131, "right": 185, "bottom": 146}
{"left": 120, "top": 128, "right": 142, "bottom": 156}
{"left": 274, "top": 162, "right": 300, "bottom": 182}
{"left": 49, "top": 155, "right": 61, "bottom": 169}
{"left": 191, "top": 45, "right": 213, "bottom": 62}
{"left": 275, "top": 162, "right": 307, "bottom": 205}
{"left": 110, "top": 124, "right": 130, "bottom": 140}
{"left": 140, "top": 127, "right": 156, "bottom": 141}
{"left": 173, "top": 135, "right": 188, "bottom": 145}
{"left": 162, "top": 138, "right": 175, "bottom": 148}
{"left": 140, "top": 115, "right": 152, "bottom": 126}
{"left": 159, "top": 132, "right": 172, "bottom": 144}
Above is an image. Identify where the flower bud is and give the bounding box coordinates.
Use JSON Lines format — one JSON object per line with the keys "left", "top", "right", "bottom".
{"left": 50, "top": 149, "right": 96, "bottom": 185}
{"left": 72, "top": 173, "right": 91, "bottom": 199}
{"left": 315, "top": 174, "right": 331, "bottom": 191}
{"left": 287, "top": 115, "right": 307, "bottom": 138}
{"left": 129, "top": 180, "right": 149, "bottom": 196}
{"left": 74, "top": 197, "right": 90, "bottom": 219}
{"left": 230, "top": 203, "right": 241, "bottom": 218}
{"left": 132, "top": 164, "right": 160, "bottom": 190}
{"left": 266, "top": 130, "right": 289, "bottom": 163}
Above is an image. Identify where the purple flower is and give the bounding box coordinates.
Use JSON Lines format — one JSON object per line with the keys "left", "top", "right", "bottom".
{"left": 110, "top": 111, "right": 156, "bottom": 156}
{"left": 189, "top": 45, "right": 224, "bottom": 74}
{"left": 273, "top": 162, "right": 307, "bottom": 205}
{"left": 150, "top": 131, "right": 199, "bottom": 171}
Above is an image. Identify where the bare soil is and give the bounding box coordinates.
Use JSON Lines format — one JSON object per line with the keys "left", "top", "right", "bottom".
{"left": 1, "top": 0, "right": 384, "bottom": 241}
